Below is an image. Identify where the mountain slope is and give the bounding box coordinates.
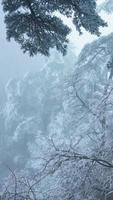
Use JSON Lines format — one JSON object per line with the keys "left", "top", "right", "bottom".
{"left": 98, "top": 0, "right": 113, "bottom": 13}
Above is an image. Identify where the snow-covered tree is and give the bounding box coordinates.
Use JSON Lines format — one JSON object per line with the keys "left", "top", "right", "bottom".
{"left": 53, "top": 32, "right": 113, "bottom": 200}
{"left": 2, "top": 0, "right": 106, "bottom": 56}
{"left": 98, "top": 0, "right": 113, "bottom": 13}
{"left": 0, "top": 48, "right": 76, "bottom": 176}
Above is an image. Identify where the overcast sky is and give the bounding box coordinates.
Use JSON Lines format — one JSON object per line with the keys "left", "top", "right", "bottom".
{"left": 0, "top": 0, "right": 113, "bottom": 86}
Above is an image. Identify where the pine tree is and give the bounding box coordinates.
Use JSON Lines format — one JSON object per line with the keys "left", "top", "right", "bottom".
{"left": 2, "top": 0, "right": 107, "bottom": 56}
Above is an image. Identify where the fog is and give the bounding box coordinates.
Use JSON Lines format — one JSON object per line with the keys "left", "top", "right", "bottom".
{"left": 1, "top": 1, "right": 113, "bottom": 199}
{"left": 0, "top": 7, "right": 46, "bottom": 85}
{"left": 0, "top": 0, "right": 113, "bottom": 86}
{"left": 0, "top": 0, "right": 113, "bottom": 105}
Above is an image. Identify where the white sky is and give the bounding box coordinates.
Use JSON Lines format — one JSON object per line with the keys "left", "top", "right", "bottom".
{"left": 66, "top": 0, "right": 113, "bottom": 54}
{"left": 0, "top": 0, "right": 113, "bottom": 84}
{"left": 0, "top": 7, "right": 46, "bottom": 85}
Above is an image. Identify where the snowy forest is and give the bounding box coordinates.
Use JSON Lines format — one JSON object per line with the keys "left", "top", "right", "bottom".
{"left": 1, "top": 0, "right": 113, "bottom": 200}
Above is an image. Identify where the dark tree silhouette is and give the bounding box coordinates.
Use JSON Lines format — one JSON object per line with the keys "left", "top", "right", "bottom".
{"left": 2, "top": 0, "right": 107, "bottom": 56}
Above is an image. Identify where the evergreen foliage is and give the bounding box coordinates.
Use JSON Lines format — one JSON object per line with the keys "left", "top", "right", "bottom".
{"left": 2, "top": 0, "right": 106, "bottom": 56}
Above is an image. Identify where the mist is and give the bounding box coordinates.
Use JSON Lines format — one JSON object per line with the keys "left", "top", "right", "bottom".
{"left": 1, "top": 1, "right": 113, "bottom": 200}
{"left": 0, "top": 7, "right": 47, "bottom": 85}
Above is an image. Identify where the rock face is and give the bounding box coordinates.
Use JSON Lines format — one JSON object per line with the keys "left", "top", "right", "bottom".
{"left": 106, "top": 191, "right": 113, "bottom": 200}
{"left": 0, "top": 48, "right": 76, "bottom": 177}
{"left": 1, "top": 23, "right": 113, "bottom": 200}
{"left": 98, "top": 0, "right": 113, "bottom": 13}
{"left": 64, "top": 33, "right": 113, "bottom": 139}
{"left": 61, "top": 33, "right": 113, "bottom": 200}
{"left": 1, "top": 33, "right": 113, "bottom": 177}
